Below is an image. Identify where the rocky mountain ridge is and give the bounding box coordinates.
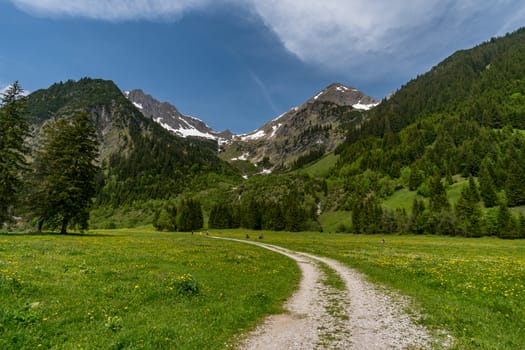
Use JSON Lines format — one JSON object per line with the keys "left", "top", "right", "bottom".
{"left": 221, "top": 83, "right": 379, "bottom": 171}
{"left": 126, "top": 83, "right": 378, "bottom": 172}
{"left": 124, "top": 89, "right": 233, "bottom": 143}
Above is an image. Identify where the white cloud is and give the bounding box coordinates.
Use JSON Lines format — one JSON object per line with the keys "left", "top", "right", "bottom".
{"left": 10, "top": 0, "right": 525, "bottom": 90}
{"left": 10, "top": 0, "right": 215, "bottom": 21}
{"left": 250, "top": 0, "right": 525, "bottom": 79}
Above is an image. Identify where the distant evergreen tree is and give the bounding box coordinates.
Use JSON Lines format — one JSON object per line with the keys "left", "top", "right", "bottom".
{"left": 177, "top": 199, "right": 203, "bottom": 231}
{"left": 519, "top": 214, "right": 525, "bottom": 239}
{"left": 262, "top": 202, "right": 286, "bottom": 231}
{"left": 455, "top": 177, "right": 484, "bottom": 237}
{"left": 408, "top": 168, "right": 424, "bottom": 191}
{"left": 505, "top": 155, "right": 525, "bottom": 207}
{"left": 381, "top": 208, "right": 398, "bottom": 234}
{"left": 428, "top": 174, "right": 450, "bottom": 213}
{"left": 479, "top": 160, "right": 498, "bottom": 207}
{"left": 352, "top": 192, "right": 383, "bottom": 234}
{"left": 410, "top": 197, "right": 427, "bottom": 234}
{"left": 241, "top": 199, "right": 262, "bottom": 230}
{"left": 31, "top": 112, "right": 99, "bottom": 233}
{"left": 496, "top": 201, "right": 518, "bottom": 238}
{"left": 284, "top": 192, "right": 307, "bottom": 232}
{"left": 0, "top": 82, "right": 29, "bottom": 226}
{"left": 209, "top": 202, "right": 233, "bottom": 229}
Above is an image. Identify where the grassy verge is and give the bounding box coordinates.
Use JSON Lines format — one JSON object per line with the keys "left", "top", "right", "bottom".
{"left": 214, "top": 230, "right": 525, "bottom": 349}
{"left": 0, "top": 229, "right": 300, "bottom": 349}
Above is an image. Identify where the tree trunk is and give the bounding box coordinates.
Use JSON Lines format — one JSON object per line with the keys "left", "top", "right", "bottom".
{"left": 60, "top": 218, "right": 68, "bottom": 234}
{"left": 36, "top": 217, "right": 45, "bottom": 233}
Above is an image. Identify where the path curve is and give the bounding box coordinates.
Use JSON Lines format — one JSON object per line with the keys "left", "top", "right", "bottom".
{"left": 214, "top": 237, "right": 435, "bottom": 350}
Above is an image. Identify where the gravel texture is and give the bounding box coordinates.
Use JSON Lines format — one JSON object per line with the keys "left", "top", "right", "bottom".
{"left": 215, "top": 238, "right": 438, "bottom": 350}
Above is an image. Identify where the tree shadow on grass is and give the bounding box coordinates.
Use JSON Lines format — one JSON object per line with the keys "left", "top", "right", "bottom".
{"left": 0, "top": 231, "right": 114, "bottom": 237}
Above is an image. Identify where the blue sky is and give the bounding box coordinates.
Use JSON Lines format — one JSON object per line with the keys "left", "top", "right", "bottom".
{"left": 2, "top": 1, "right": 525, "bottom": 133}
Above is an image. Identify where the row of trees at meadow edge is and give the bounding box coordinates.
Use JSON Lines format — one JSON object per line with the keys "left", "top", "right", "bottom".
{"left": 208, "top": 195, "right": 320, "bottom": 232}
{"left": 153, "top": 194, "right": 320, "bottom": 233}
{"left": 350, "top": 175, "right": 525, "bottom": 239}
{"left": 153, "top": 198, "right": 203, "bottom": 232}
{"left": 0, "top": 82, "right": 99, "bottom": 234}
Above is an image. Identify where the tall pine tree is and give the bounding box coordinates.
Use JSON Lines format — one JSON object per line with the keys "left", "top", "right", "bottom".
{"left": 31, "top": 112, "right": 99, "bottom": 233}
{"left": 0, "top": 82, "right": 29, "bottom": 226}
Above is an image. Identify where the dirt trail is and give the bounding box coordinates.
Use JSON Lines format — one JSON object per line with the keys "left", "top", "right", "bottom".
{"left": 214, "top": 238, "right": 436, "bottom": 350}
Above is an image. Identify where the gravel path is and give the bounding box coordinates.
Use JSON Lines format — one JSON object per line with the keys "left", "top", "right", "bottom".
{"left": 214, "top": 238, "right": 436, "bottom": 350}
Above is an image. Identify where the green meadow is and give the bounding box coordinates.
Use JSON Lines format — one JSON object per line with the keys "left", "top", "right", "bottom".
{"left": 1, "top": 229, "right": 524, "bottom": 349}
{"left": 0, "top": 229, "right": 299, "bottom": 349}
{"left": 216, "top": 230, "right": 525, "bottom": 350}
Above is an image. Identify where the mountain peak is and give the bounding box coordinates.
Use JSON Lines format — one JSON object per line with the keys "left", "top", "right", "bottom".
{"left": 124, "top": 89, "right": 230, "bottom": 142}
{"left": 310, "top": 82, "right": 379, "bottom": 110}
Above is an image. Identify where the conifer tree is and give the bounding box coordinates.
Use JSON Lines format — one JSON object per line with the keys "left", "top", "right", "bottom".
{"left": 176, "top": 200, "right": 192, "bottom": 232}
{"left": 496, "top": 201, "right": 517, "bottom": 238}
{"left": 0, "top": 82, "right": 29, "bottom": 226}
{"left": 31, "top": 112, "right": 99, "bottom": 233}
{"left": 177, "top": 199, "right": 203, "bottom": 231}
{"left": 455, "top": 177, "right": 483, "bottom": 236}
{"left": 209, "top": 202, "right": 232, "bottom": 229}
{"left": 479, "top": 160, "right": 498, "bottom": 207}
{"left": 428, "top": 174, "right": 450, "bottom": 213}
{"left": 505, "top": 160, "right": 525, "bottom": 207}
{"left": 410, "top": 197, "right": 426, "bottom": 234}
{"left": 352, "top": 192, "right": 383, "bottom": 234}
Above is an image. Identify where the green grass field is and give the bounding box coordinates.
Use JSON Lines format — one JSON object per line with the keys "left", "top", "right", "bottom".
{"left": 2, "top": 228, "right": 524, "bottom": 349}
{"left": 0, "top": 229, "right": 299, "bottom": 349}
{"left": 215, "top": 230, "right": 525, "bottom": 350}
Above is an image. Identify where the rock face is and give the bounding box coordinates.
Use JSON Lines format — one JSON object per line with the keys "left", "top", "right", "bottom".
{"left": 126, "top": 83, "right": 378, "bottom": 173}
{"left": 220, "top": 83, "right": 379, "bottom": 171}
{"left": 125, "top": 89, "right": 232, "bottom": 142}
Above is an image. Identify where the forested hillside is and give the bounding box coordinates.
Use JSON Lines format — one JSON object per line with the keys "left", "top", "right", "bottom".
{"left": 324, "top": 28, "right": 525, "bottom": 238}
{"left": 349, "top": 28, "right": 525, "bottom": 140}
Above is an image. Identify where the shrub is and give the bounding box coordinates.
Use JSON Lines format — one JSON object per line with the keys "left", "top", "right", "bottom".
{"left": 165, "top": 273, "right": 200, "bottom": 297}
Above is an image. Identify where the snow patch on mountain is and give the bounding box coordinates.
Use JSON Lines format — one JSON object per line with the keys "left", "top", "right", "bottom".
{"left": 154, "top": 117, "right": 217, "bottom": 140}
{"left": 352, "top": 101, "right": 380, "bottom": 110}
{"left": 132, "top": 101, "right": 143, "bottom": 110}
{"left": 240, "top": 129, "right": 266, "bottom": 141}
{"left": 270, "top": 123, "right": 282, "bottom": 138}
{"left": 313, "top": 91, "right": 324, "bottom": 100}
{"left": 231, "top": 152, "right": 250, "bottom": 161}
